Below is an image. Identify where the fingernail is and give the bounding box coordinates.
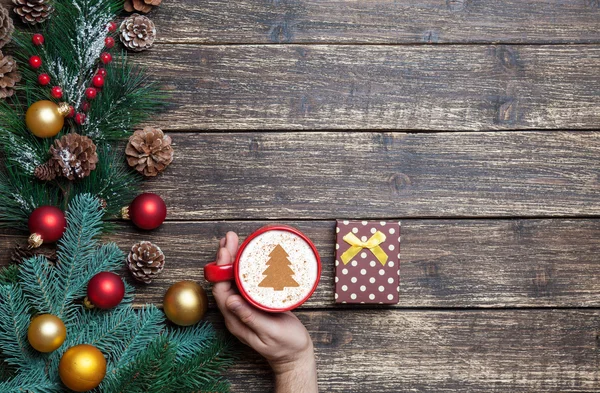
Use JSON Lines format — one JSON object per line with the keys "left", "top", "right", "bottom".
{"left": 227, "top": 301, "right": 242, "bottom": 312}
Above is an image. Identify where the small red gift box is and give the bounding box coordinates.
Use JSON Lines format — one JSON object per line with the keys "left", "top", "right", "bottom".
{"left": 334, "top": 220, "right": 400, "bottom": 304}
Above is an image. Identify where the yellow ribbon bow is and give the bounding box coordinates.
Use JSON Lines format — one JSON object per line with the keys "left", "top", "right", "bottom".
{"left": 340, "top": 231, "right": 388, "bottom": 266}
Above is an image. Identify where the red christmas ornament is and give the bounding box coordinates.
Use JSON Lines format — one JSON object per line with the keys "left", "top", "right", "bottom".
{"left": 104, "top": 36, "right": 115, "bottom": 49}
{"left": 28, "top": 206, "right": 66, "bottom": 248}
{"left": 38, "top": 73, "right": 50, "bottom": 86}
{"left": 51, "top": 86, "right": 63, "bottom": 99}
{"left": 29, "top": 56, "right": 42, "bottom": 69}
{"left": 32, "top": 33, "right": 44, "bottom": 46}
{"left": 107, "top": 21, "right": 117, "bottom": 32}
{"left": 100, "top": 52, "right": 112, "bottom": 64}
{"left": 81, "top": 101, "right": 90, "bottom": 112}
{"left": 86, "top": 272, "right": 125, "bottom": 309}
{"left": 97, "top": 68, "right": 107, "bottom": 77}
{"left": 67, "top": 106, "right": 75, "bottom": 118}
{"left": 85, "top": 87, "right": 97, "bottom": 100}
{"left": 75, "top": 113, "right": 86, "bottom": 125}
{"left": 92, "top": 74, "right": 104, "bottom": 88}
{"left": 124, "top": 193, "right": 167, "bottom": 230}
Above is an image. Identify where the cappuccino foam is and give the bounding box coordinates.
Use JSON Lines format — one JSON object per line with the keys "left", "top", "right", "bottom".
{"left": 238, "top": 230, "right": 319, "bottom": 310}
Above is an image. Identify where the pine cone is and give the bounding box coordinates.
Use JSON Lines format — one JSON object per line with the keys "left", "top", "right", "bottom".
{"left": 35, "top": 133, "right": 99, "bottom": 181}
{"left": 119, "top": 13, "right": 156, "bottom": 52}
{"left": 0, "top": 6, "right": 14, "bottom": 49}
{"left": 124, "top": 0, "right": 161, "bottom": 14}
{"left": 11, "top": 243, "right": 58, "bottom": 265}
{"left": 12, "top": 0, "right": 53, "bottom": 25}
{"left": 127, "top": 241, "right": 165, "bottom": 284}
{"left": 125, "top": 126, "right": 173, "bottom": 177}
{"left": 0, "top": 51, "right": 20, "bottom": 99}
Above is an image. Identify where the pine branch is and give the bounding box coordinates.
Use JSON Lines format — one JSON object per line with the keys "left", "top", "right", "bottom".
{"left": 0, "top": 367, "right": 58, "bottom": 393}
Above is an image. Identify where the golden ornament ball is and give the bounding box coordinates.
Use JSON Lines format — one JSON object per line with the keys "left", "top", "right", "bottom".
{"left": 25, "top": 100, "right": 70, "bottom": 138}
{"left": 59, "top": 344, "right": 107, "bottom": 392}
{"left": 27, "top": 314, "right": 67, "bottom": 353}
{"left": 163, "top": 281, "right": 208, "bottom": 326}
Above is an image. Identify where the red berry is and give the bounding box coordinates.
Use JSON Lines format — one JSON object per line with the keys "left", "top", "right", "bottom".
{"left": 32, "top": 34, "right": 44, "bottom": 46}
{"left": 92, "top": 74, "right": 104, "bottom": 88}
{"left": 100, "top": 52, "right": 112, "bottom": 64}
{"left": 81, "top": 101, "right": 90, "bottom": 112}
{"left": 38, "top": 73, "right": 50, "bottom": 86}
{"left": 85, "top": 87, "right": 97, "bottom": 100}
{"left": 74, "top": 113, "right": 86, "bottom": 125}
{"left": 51, "top": 86, "right": 63, "bottom": 99}
{"left": 97, "top": 68, "right": 107, "bottom": 77}
{"left": 105, "top": 36, "right": 115, "bottom": 49}
{"left": 67, "top": 106, "right": 75, "bottom": 118}
{"left": 29, "top": 56, "right": 42, "bottom": 69}
{"left": 107, "top": 21, "right": 117, "bottom": 32}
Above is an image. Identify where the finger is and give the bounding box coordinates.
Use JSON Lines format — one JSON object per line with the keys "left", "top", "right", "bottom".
{"left": 212, "top": 247, "right": 235, "bottom": 301}
{"left": 226, "top": 295, "right": 275, "bottom": 340}
{"left": 219, "top": 236, "right": 226, "bottom": 248}
{"left": 224, "top": 231, "right": 239, "bottom": 261}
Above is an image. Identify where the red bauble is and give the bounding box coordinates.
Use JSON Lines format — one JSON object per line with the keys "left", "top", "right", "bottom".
{"left": 38, "top": 73, "right": 50, "bottom": 86}
{"left": 67, "top": 106, "right": 75, "bottom": 118}
{"left": 29, "top": 56, "right": 42, "bottom": 69}
{"left": 107, "top": 21, "right": 117, "bottom": 32}
{"left": 104, "top": 36, "right": 115, "bottom": 49}
{"left": 92, "top": 74, "right": 104, "bottom": 88}
{"left": 126, "top": 193, "right": 167, "bottom": 230}
{"left": 100, "top": 52, "right": 112, "bottom": 64}
{"left": 97, "top": 68, "right": 107, "bottom": 77}
{"left": 75, "top": 113, "right": 86, "bottom": 125}
{"left": 51, "top": 86, "right": 63, "bottom": 99}
{"left": 85, "top": 87, "right": 97, "bottom": 100}
{"left": 87, "top": 272, "right": 125, "bottom": 309}
{"left": 32, "top": 34, "right": 44, "bottom": 46}
{"left": 28, "top": 206, "right": 66, "bottom": 247}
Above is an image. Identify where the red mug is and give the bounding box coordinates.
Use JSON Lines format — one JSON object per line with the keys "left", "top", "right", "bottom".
{"left": 204, "top": 225, "right": 321, "bottom": 312}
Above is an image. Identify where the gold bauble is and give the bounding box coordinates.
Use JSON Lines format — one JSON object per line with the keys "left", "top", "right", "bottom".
{"left": 25, "top": 100, "right": 70, "bottom": 138}
{"left": 27, "top": 314, "right": 67, "bottom": 353}
{"left": 163, "top": 281, "right": 208, "bottom": 326}
{"left": 59, "top": 344, "right": 107, "bottom": 392}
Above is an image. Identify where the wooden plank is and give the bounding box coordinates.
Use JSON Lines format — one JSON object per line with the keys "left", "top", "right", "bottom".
{"left": 3, "top": 219, "right": 599, "bottom": 308}
{"left": 153, "top": 0, "right": 600, "bottom": 44}
{"left": 214, "top": 309, "right": 600, "bottom": 392}
{"left": 146, "top": 132, "right": 599, "bottom": 219}
{"left": 137, "top": 45, "right": 600, "bottom": 130}
{"left": 2, "top": 0, "right": 599, "bottom": 44}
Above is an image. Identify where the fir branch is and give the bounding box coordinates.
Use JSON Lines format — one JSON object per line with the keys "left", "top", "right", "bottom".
{"left": 0, "top": 367, "right": 57, "bottom": 393}
{"left": 102, "top": 336, "right": 177, "bottom": 393}
{"left": 54, "top": 193, "right": 104, "bottom": 323}
{"left": 0, "top": 265, "right": 19, "bottom": 286}
{"left": 0, "top": 285, "right": 34, "bottom": 366}
{"left": 18, "top": 256, "right": 62, "bottom": 316}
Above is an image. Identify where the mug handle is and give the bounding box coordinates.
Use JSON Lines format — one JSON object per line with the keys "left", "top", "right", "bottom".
{"left": 204, "top": 262, "right": 234, "bottom": 283}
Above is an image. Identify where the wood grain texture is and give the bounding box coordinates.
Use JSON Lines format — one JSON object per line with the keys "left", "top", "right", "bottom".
{"left": 3, "top": 219, "right": 599, "bottom": 308}
{"left": 142, "top": 132, "right": 600, "bottom": 219}
{"left": 152, "top": 0, "right": 600, "bottom": 44}
{"left": 215, "top": 309, "right": 600, "bottom": 392}
{"left": 137, "top": 45, "right": 600, "bottom": 130}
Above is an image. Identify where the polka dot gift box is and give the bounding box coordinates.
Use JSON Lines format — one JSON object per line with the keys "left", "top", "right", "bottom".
{"left": 334, "top": 220, "right": 400, "bottom": 304}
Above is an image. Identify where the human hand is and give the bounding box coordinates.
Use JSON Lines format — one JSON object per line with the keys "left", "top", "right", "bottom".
{"left": 211, "top": 232, "right": 318, "bottom": 392}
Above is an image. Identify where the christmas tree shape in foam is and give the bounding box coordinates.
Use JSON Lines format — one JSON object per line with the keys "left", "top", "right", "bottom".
{"left": 258, "top": 245, "right": 300, "bottom": 291}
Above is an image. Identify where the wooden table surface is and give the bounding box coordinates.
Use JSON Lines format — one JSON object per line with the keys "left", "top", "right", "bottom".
{"left": 3, "top": 1, "right": 600, "bottom": 391}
